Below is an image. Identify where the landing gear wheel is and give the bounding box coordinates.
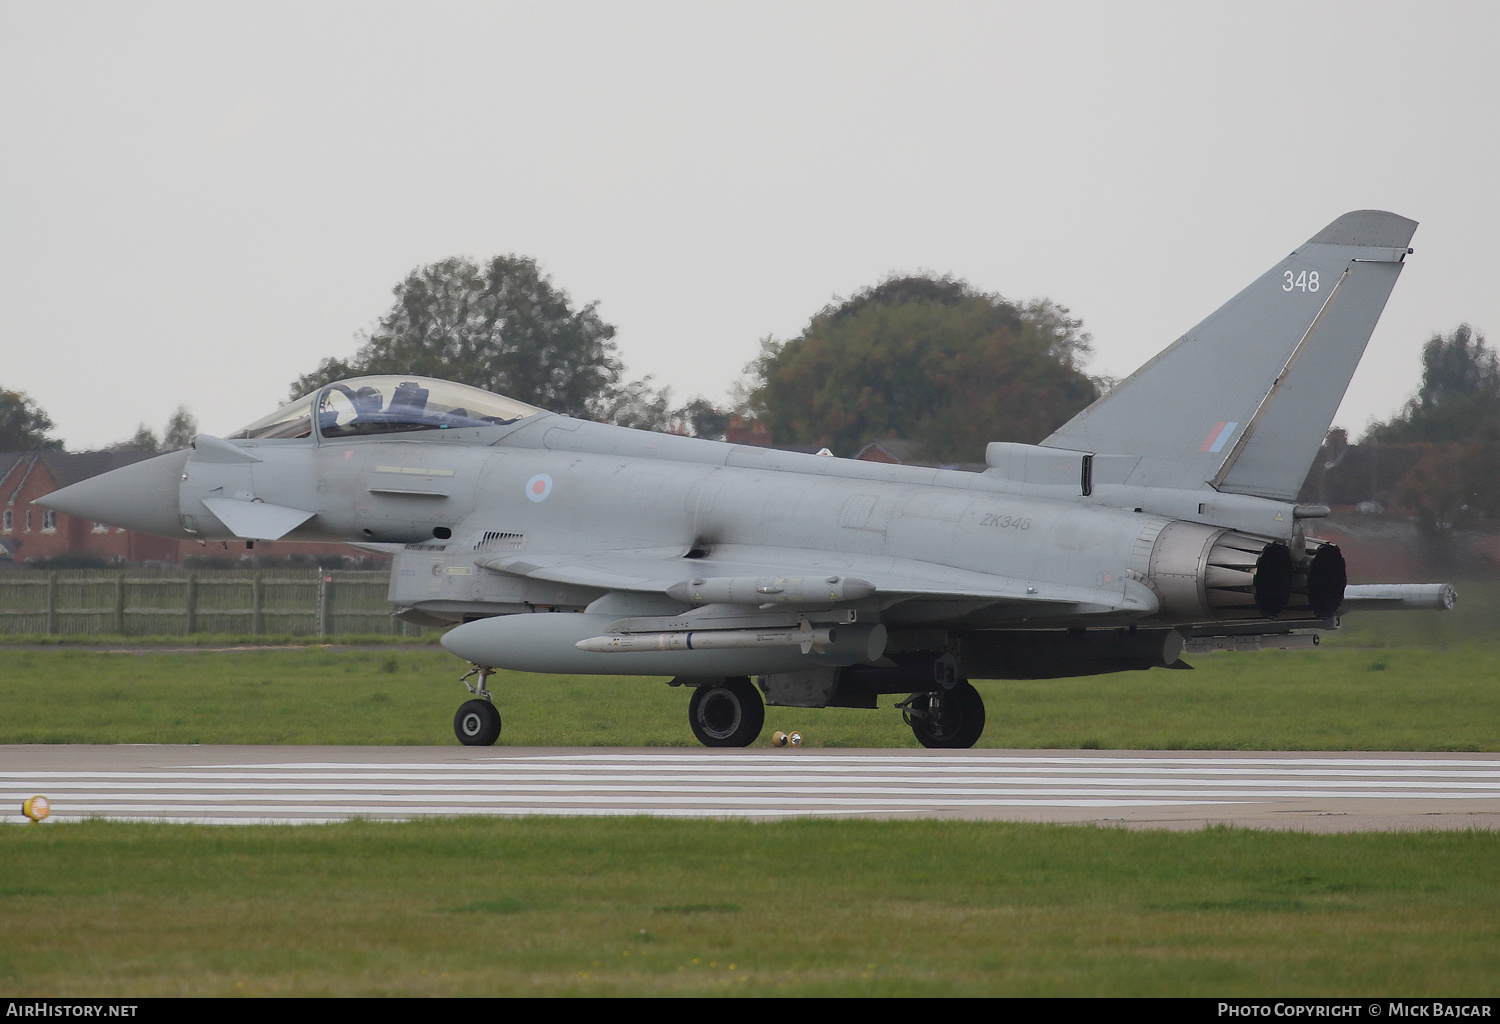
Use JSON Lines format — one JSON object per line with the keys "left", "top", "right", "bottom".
{"left": 454, "top": 699, "right": 501, "bottom": 746}
{"left": 688, "top": 677, "right": 765, "bottom": 748}
{"left": 908, "top": 679, "right": 985, "bottom": 749}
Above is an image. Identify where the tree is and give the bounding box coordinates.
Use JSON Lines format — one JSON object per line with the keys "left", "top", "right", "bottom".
{"left": 163, "top": 406, "right": 199, "bottom": 450}
{"left": 1362, "top": 324, "right": 1500, "bottom": 529}
{"left": 673, "top": 397, "right": 732, "bottom": 442}
{"left": 0, "top": 387, "right": 62, "bottom": 450}
{"left": 121, "top": 424, "right": 160, "bottom": 451}
{"left": 746, "top": 275, "right": 1098, "bottom": 463}
{"left": 290, "top": 255, "right": 630, "bottom": 421}
{"left": 1365, "top": 324, "right": 1499, "bottom": 444}
{"left": 599, "top": 376, "right": 673, "bottom": 431}
{"left": 1391, "top": 440, "right": 1499, "bottom": 533}
{"left": 114, "top": 406, "right": 198, "bottom": 452}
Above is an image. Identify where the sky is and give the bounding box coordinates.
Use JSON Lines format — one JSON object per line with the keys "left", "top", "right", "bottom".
{"left": 2, "top": 1, "right": 1496, "bottom": 450}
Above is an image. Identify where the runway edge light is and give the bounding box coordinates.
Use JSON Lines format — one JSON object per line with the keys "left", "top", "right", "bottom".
{"left": 22, "top": 795, "right": 50, "bottom": 824}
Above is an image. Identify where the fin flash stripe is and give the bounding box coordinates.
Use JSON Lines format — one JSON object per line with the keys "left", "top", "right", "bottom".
{"left": 1199, "top": 421, "right": 1239, "bottom": 454}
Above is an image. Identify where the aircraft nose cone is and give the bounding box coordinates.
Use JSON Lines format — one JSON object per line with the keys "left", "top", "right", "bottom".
{"left": 35, "top": 449, "right": 192, "bottom": 538}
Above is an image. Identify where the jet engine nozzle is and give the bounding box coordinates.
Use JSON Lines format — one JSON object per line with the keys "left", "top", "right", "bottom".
{"left": 1145, "top": 521, "right": 1346, "bottom": 623}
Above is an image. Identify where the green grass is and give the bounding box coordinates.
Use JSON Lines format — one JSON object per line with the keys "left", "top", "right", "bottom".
{"left": 3, "top": 598, "right": 1497, "bottom": 997}
{"left": 1, "top": 641, "right": 1498, "bottom": 749}
{"left": 2, "top": 817, "right": 1496, "bottom": 996}
{"left": 1329, "top": 580, "right": 1500, "bottom": 649}
{"left": 0, "top": 579, "right": 1491, "bottom": 748}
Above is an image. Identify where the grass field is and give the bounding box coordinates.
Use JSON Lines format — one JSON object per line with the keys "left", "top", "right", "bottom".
{"left": 1330, "top": 580, "right": 1499, "bottom": 649}
{"left": 3, "top": 583, "right": 1493, "bottom": 749}
{"left": 3, "top": 817, "right": 1499, "bottom": 996}
{"left": 1, "top": 640, "right": 1497, "bottom": 749}
{"left": 2, "top": 593, "right": 1496, "bottom": 997}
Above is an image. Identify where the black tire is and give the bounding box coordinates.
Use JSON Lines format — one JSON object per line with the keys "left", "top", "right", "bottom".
{"left": 688, "top": 677, "right": 765, "bottom": 747}
{"left": 454, "top": 698, "right": 501, "bottom": 746}
{"left": 910, "top": 679, "right": 985, "bottom": 749}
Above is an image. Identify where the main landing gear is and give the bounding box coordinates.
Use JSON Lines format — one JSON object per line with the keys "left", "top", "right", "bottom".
{"left": 447, "top": 664, "right": 985, "bottom": 750}
{"left": 686, "top": 676, "right": 765, "bottom": 748}
{"left": 674, "top": 669, "right": 985, "bottom": 750}
{"left": 900, "top": 678, "right": 986, "bottom": 749}
{"left": 454, "top": 665, "right": 501, "bottom": 746}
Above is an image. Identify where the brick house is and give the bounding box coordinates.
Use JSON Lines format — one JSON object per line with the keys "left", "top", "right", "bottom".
{"left": 1, "top": 450, "right": 177, "bottom": 564}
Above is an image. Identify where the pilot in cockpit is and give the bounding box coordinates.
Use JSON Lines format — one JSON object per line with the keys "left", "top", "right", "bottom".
{"left": 229, "top": 375, "right": 544, "bottom": 441}
{"left": 352, "top": 386, "right": 383, "bottom": 420}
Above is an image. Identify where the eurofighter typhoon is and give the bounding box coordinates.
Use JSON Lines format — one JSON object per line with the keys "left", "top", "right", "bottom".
{"left": 42, "top": 211, "right": 1454, "bottom": 748}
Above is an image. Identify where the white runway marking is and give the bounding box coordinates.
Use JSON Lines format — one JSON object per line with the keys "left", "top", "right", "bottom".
{"left": 6, "top": 749, "right": 1500, "bottom": 829}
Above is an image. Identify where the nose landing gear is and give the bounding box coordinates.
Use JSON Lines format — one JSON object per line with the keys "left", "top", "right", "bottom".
{"left": 455, "top": 699, "right": 501, "bottom": 745}
{"left": 454, "top": 665, "right": 501, "bottom": 746}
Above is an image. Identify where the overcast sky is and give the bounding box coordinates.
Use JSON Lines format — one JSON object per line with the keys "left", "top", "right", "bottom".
{"left": 2, "top": 1, "right": 1496, "bottom": 450}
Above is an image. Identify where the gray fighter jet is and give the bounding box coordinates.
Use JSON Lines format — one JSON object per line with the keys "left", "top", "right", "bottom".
{"left": 41, "top": 211, "right": 1454, "bottom": 748}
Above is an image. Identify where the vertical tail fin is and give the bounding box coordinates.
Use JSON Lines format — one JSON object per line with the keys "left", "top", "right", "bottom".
{"left": 1043, "top": 210, "right": 1417, "bottom": 500}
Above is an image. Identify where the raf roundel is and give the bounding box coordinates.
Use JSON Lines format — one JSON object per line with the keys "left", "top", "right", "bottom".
{"left": 525, "top": 473, "right": 553, "bottom": 503}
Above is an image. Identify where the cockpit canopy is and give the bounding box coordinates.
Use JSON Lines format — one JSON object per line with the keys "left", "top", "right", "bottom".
{"left": 228, "top": 376, "right": 545, "bottom": 441}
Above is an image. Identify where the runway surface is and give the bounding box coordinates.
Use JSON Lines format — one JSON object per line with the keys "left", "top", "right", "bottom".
{"left": 5, "top": 745, "right": 1500, "bottom": 831}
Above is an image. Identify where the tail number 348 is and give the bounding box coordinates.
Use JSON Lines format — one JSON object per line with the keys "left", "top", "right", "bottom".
{"left": 1283, "top": 270, "right": 1320, "bottom": 292}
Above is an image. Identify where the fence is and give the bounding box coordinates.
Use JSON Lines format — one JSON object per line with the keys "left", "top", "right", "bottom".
{"left": 0, "top": 568, "right": 416, "bottom": 637}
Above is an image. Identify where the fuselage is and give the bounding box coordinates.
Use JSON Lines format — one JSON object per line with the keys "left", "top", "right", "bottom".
{"left": 106, "top": 405, "right": 1318, "bottom": 637}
